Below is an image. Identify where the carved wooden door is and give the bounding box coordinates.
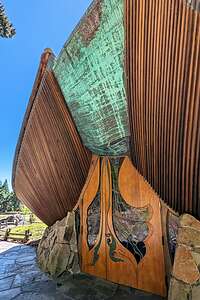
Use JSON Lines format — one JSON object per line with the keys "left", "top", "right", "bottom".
{"left": 79, "top": 156, "right": 166, "bottom": 297}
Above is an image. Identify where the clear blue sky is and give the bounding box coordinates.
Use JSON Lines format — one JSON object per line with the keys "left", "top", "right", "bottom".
{"left": 0, "top": 0, "right": 92, "bottom": 190}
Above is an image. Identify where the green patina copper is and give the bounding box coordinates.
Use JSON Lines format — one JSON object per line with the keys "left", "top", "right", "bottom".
{"left": 53, "top": 0, "right": 129, "bottom": 155}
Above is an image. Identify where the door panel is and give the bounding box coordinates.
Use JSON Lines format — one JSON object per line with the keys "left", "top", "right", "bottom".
{"left": 105, "top": 158, "right": 138, "bottom": 287}
{"left": 81, "top": 156, "right": 107, "bottom": 279}
{"left": 119, "top": 157, "right": 166, "bottom": 295}
{"left": 80, "top": 156, "right": 166, "bottom": 297}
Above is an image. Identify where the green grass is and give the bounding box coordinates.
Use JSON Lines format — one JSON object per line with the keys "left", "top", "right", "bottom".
{"left": 10, "top": 222, "right": 47, "bottom": 240}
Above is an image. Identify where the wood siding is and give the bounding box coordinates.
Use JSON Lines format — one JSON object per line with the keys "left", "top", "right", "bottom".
{"left": 125, "top": 0, "right": 200, "bottom": 218}
{"left": 13, "top": 51, "right": 91, "bottom": 225}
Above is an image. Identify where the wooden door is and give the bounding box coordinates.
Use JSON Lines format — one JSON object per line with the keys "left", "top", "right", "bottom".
{"left": 80, "top": 156, "right": 166, "bottom": 297}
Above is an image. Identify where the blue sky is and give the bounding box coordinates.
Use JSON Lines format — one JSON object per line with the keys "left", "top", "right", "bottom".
{"left": 0, "top": 0, "right": 92, "bottom": 190}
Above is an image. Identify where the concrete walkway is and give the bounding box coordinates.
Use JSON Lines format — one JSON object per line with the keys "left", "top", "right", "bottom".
{"left": 0, "top": 241, "right": 165, "bottom": 300}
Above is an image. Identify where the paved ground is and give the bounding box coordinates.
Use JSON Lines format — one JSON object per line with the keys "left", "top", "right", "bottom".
{"left": 0, "top": 241, "right": 165, "bottom": 300}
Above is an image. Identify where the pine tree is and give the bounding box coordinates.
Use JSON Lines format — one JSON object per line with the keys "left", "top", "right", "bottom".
{"left": 0, "top": 2, "right": 15, "bottom": 38}
{"left": 0, "top": 179, "right": 20, "bottom": 212}
{"left": 2, "top": 179, "right": 9, "bottom": 194}
{"left": 0, "top": 179, "right": 9, "bottom": 210}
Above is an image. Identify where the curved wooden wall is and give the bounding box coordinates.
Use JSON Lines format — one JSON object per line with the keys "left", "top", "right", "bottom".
{"left": 12, "top": 49, "right": 54, "bottom": 185}
{"left": 13, "top": 50, "right": 91, "bottom": 225}
{"left": 125, "top": 0, "right": 200, "bottom": 218}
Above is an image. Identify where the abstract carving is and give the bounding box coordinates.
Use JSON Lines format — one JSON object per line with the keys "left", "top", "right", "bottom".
{"left": 87, "top": 191, "right": 101, "bottom": 250}
{"left": 106, "top": 232, "right": 123, "bottom": 263}
{"left": 75, "top": 207, "right": 80, "bottom": 247}
{"left": 91, "top": 229, "right": 102, "bottom": 266}
{"left": 81, "top": 156, "right": 166, "bottom": 296}
{"left": 110, "top": 158, "right": 152, "bottom": 264}
{"left": 167, "top": 211, "right": 179, "bottom": 263}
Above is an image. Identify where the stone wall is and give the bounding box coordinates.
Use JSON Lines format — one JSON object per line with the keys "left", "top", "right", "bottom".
{"left": 168, "top": 214, "right": 200, "bottom": 300}
{"left": 37, "top": 209, "right": 200, "bottom": 300}
{"left": 37, "top": 212, "right": 80, "bottom": 277}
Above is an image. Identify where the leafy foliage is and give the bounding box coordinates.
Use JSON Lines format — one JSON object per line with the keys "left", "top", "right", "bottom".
{"left": 20, "top": 205, "right": 32, "bottom": 215}
{"left": 0, "top": 2, "right": 15, "bottom": 38}
{"left": 0, "top": 179, "right": 20, "bottom": 212}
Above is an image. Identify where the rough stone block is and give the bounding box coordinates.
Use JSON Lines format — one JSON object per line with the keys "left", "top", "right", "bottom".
{"left": 192, "top": 285, "right": 200, "bottom": 300}
{"left": 172, "top": 245, "right": 200, "bottom": 284}
{"left": 177, "top": 227, "right": 200, "bottom": 248}
{"left": 37, "top": 212, "right": 80, "bottom": 277}
{"left": 180, "top": 214, "right": 200, "bottom": 232}
{"left": 169, "top": 214, "right": 200, "bottom": 300}
{"left": 168, "top": 278, "right": 191, "bottom": 300}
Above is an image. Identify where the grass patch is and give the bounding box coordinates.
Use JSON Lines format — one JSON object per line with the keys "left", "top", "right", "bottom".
{"left": 10, "top": 222, "right": 47, "bottom": 240}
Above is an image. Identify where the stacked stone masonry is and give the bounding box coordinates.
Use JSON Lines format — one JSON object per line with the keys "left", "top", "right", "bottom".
{"left": 169, "top": 214, "right": 200, "bottom": 300}
{"left": 37, "top": 211, "right": 200, "bottom": 299}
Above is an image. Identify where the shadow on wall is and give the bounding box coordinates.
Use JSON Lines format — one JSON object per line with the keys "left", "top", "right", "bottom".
{"left": 186, "top": 0, "right": 200, "bottom": 11}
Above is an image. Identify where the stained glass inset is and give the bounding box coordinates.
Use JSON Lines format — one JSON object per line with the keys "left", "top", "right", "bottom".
{"left": 87, "top": 192, "right": 101, "bottom": 250}
{"left": 110, "top": 158, "right": 151, "bottom": 264}
{"left": 167, "top": 211, "right": 179, "bottom": 263}
{"left": 75, "top": 207, "right": 80, "bottom": 246}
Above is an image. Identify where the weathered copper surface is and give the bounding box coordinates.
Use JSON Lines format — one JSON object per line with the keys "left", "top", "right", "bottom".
{"left": 79, "top": 0, "right": 102, "bottom": 44}
{"left": 53, "top": 0, "right": 129, "bottom": 156}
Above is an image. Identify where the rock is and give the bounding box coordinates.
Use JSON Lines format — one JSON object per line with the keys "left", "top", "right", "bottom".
{"left": 180, "top": 214, "right": 200, "bottom": 231}
{"left": 192, "top": 252, "right": 200, "bottom": 270}
{"left": 172, "top": 245, "right": 200, "bottom": 284}
{"left": 17, "top": 255, "right": 36, "bottom": 263}
{"left": 37, "top": 212, "right": 80, "bottom": 277}
{"left": 192, "top": 285, "right": 200, "bottom": 300}
{"left": 45, "top": 243, "right": 71, "bottom": 276}
{"left": 12, "top": 271, "right": 44, "bottom": 288}
{"left": 169, "top": 214, "right": 200, "bottom": 300}
{"left": 26, "top": 239, "right": 41, "bottom": 247}
{"left": 168, "top": 278, "right": 191, "bottom": 300}
{"left": 0, "top": 276, "right": 15, "bottom": 291}
{"left": 0, "top": 287, "right": 21, "bottom": 300}
{"left": 71, "top": 253, "right": 80, "bottom": 273}
{"left": 177, "top": 227, "right": 200, "bottom": 248}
